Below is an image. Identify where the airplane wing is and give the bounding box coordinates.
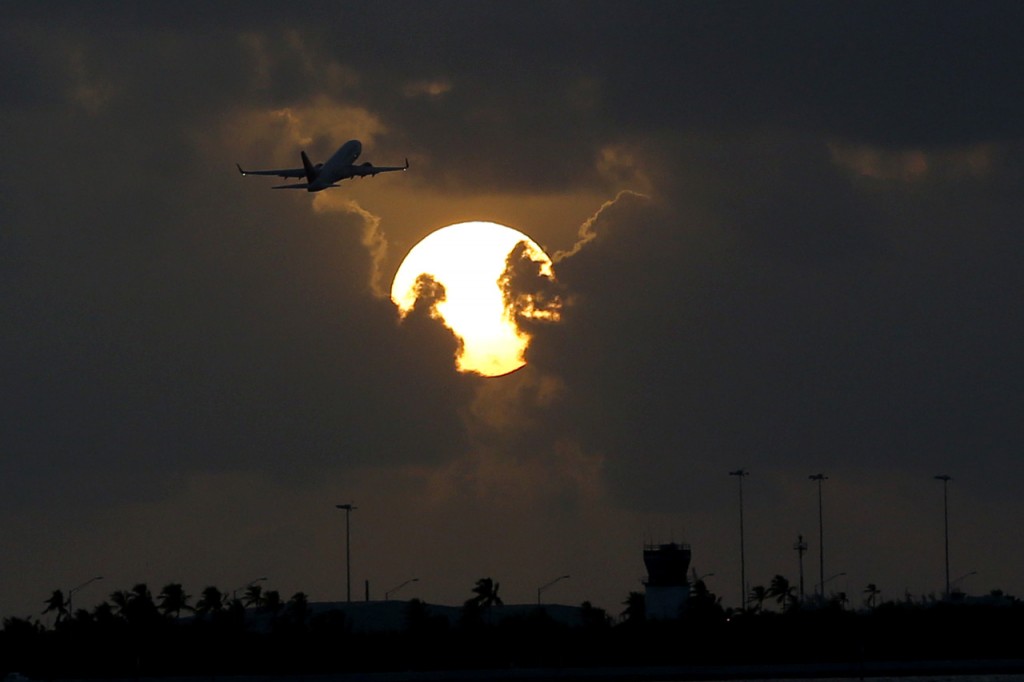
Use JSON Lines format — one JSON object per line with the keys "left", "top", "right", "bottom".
{"left": 236, "top": 163, "right": 307, "bottom": 179}
{"left": 351, "top": 159, "right": 410, "bottom": 177}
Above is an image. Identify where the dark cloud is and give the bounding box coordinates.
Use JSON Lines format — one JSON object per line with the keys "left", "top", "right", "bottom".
{"left": 528, "top": 133, "right": 1024, "bottom": 506}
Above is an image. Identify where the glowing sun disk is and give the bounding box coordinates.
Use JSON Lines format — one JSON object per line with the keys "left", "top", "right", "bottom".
{"left": 391, "top": 221, "right": 554, "bottom": 377}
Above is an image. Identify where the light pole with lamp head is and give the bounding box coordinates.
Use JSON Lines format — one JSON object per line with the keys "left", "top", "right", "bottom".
{"left": 67, "top": 576, "right": 103, "bottom": 614}
{"left": 950, "top": 570, "right": 976, "bottom": 596}
{"left": 537, "top": 575, "right": 570, "bottom": 605}
{"left": 816, "top": 571, "right": 846, "bottom": 601}
{"left": 385, "top": 578, "right": 419, "bottom": 600}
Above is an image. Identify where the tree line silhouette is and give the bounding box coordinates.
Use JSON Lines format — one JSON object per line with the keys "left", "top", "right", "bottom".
{"left": 2, "top": 576, "right": 1022, "bottom": 679}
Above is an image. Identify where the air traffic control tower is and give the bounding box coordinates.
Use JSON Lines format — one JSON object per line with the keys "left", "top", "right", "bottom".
{"left": 643, "top": 542, "right": 691, "bottom": 620}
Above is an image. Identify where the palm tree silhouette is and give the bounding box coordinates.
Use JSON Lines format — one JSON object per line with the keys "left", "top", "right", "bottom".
{"left": 864, "top": 583, "right": 881, "bottom": 609}
{"left": 463, "top": 578, "right": 503, "bottom": 627}
{"left": 243, "top": 583, "right": 265, "bottom": 609}
{"left": 748, "top": 585, "right": 768, "bottom": 612}
{"left": 195, "top": 586, "right": 225, "bottom": 618}
{"left": 468, "top": 577, "right": 503, "bottom": 607}
{"left": 620, "top": 591, "right": 646, "bottom": 623}
{"left": 768, "top": 575, "right": 796, "bottom": 611}
{"left": 157, "top": 583, "right": 192, "bottom": 619}
{"left": 106, "top": 584, "right": 159, "bottom": 626}
{"left": 262, "top": 589, "right": 282, "bottom": 615}
{"left": 109, "top": 589, "right": 132, "bottom": 619}
{"left": 42, "top": 589, "right": 68, "bottom": 625}
{"left": 284, "top": 592, "right": 310, "bottom": 630}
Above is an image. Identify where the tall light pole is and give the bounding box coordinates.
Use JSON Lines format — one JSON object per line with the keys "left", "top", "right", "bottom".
{"left": 336, "top": 503, "right": 357, "bottom": 602}
{"left": 935, "top": 475, "right": 951, "bottom": 598}
{"left": 729, "top": 469, "right": 749, "bottom": 611}
{"left": 809, "top": 474, "right": 828, "bottom": 601}
{"left": 537, "top": 574, "right": 570, "bottom": 605}
{"left": 793, "top": 534, "right": 807, "bottom": 604}
{"left": 67, "top": 576, "right": 103, "bottom": 614}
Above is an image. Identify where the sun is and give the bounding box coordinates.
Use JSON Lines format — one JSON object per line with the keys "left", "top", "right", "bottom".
{"left": 391, "top": 221, "right": 556, "bottom": 377}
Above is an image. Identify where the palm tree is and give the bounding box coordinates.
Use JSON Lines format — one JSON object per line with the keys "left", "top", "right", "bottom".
{"left": 864, "top": 583, "right": 881, "bottom": 609}
{"left": 243, "top": 583, "right": 265, "bottom": 609}
{"left": 109, "top": 589, "right": 133, "bottom": 619}
{"left": 157, "top": 583, "right": 192, "bottom": 619}
{"left": 468, "top": 577, "right": 503, "bottom": 607}
{"left": 194, "top": 586, "right": 225, "bottom": 618}
{"left": 768, "top": 574, "right": 796, "bottom": 611}
{"left": 133, "top": 583, "right": 159, "bottom": 621}
{"left": 3, "top": 616, "right": 42, "bottom": 637}
{"left": 262, "top": 589, "right": 282, "bottom": 615}
{"left": 91, "top": 601, "right": 118, "bottom": 627}
{"left": 620, "top": 591, "right": 646, "bottom": 624}
{"left": 42, "top": 589, "right": 68, "bottom": 625}
{"left": 463, "top": 577, "right": 503, "bottom": 627}
{"left": 748, "top": 585, "right": 769, "bottom": 613}
{"left": 827, "top": 591, "right": 848, "bottom": 610}
{"left": 284, "top": 592, "right": 310, "bottom": 629}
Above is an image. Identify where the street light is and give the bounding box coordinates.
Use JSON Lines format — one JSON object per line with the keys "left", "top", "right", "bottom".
{"left": 385, "top": 578, "right": 419, "bottom": 600}
{"left": 934, "top": 475, "right": 951, "bottom": 597}
{"left": 67, "top": 576, "right": 103, "bottom": 614}
{"left": 809, "top": 473, "right": 828, "bottom": 600}
{"left": 951, "top": 570, "right": 977, "bottom": 595}
{"left": 816, "top": 571, "right": 846, "bottom": 596}
{"left": 537, "top": 575, "right": 570, "bottom": 605}
{"left": 336, "top": 503, "right": 357, "bottom": 602}
{"left": 729, "top": 468, "right": 749, "bottom": 611}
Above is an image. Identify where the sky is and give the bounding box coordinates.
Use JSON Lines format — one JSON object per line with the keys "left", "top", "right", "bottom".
{"left": 2, "top": 1, "right": 1023, "bottom": 621}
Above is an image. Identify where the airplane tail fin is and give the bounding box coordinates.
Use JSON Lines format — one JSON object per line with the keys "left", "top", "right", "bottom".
{"left": 300, "top": 151, "right": 317, "bottom": 183}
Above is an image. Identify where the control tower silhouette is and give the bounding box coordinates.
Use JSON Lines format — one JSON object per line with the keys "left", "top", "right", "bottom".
{"left": 643, "top": 542, "right": 692, "bottom": 620}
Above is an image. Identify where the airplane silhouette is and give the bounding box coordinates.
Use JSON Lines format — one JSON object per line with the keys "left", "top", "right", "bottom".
{"left": 237, "top": 139, "right": 408, "bottom": 191}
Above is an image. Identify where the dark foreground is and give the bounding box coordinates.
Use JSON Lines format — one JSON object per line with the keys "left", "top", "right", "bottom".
{"left": 5, "top": 599, "right": 1024, "bottom": 680}
{"left": 40, "top": 660, "right": 1024, "bottom": 682}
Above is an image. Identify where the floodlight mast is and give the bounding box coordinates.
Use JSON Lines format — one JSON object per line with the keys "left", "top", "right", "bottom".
{"left": 336, "top": 504, "right": 357, "bottom": 602}
{"left": 809, "top": 474, "right": 828, "bottom": 601}
{"left": 934, "top": 475, "right": 952, "bottom": 597}
{"left": 729, "top": 469, "right": 749, "bottom": 611}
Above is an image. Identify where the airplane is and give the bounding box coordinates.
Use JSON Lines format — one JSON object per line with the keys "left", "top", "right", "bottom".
{"left": 236, "top": 139, "right": 408, "bottom": 191}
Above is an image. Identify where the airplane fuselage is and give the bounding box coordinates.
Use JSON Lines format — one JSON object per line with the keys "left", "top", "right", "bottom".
{"left": 309, "top": 140, "right": 363, "bottom": 191}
